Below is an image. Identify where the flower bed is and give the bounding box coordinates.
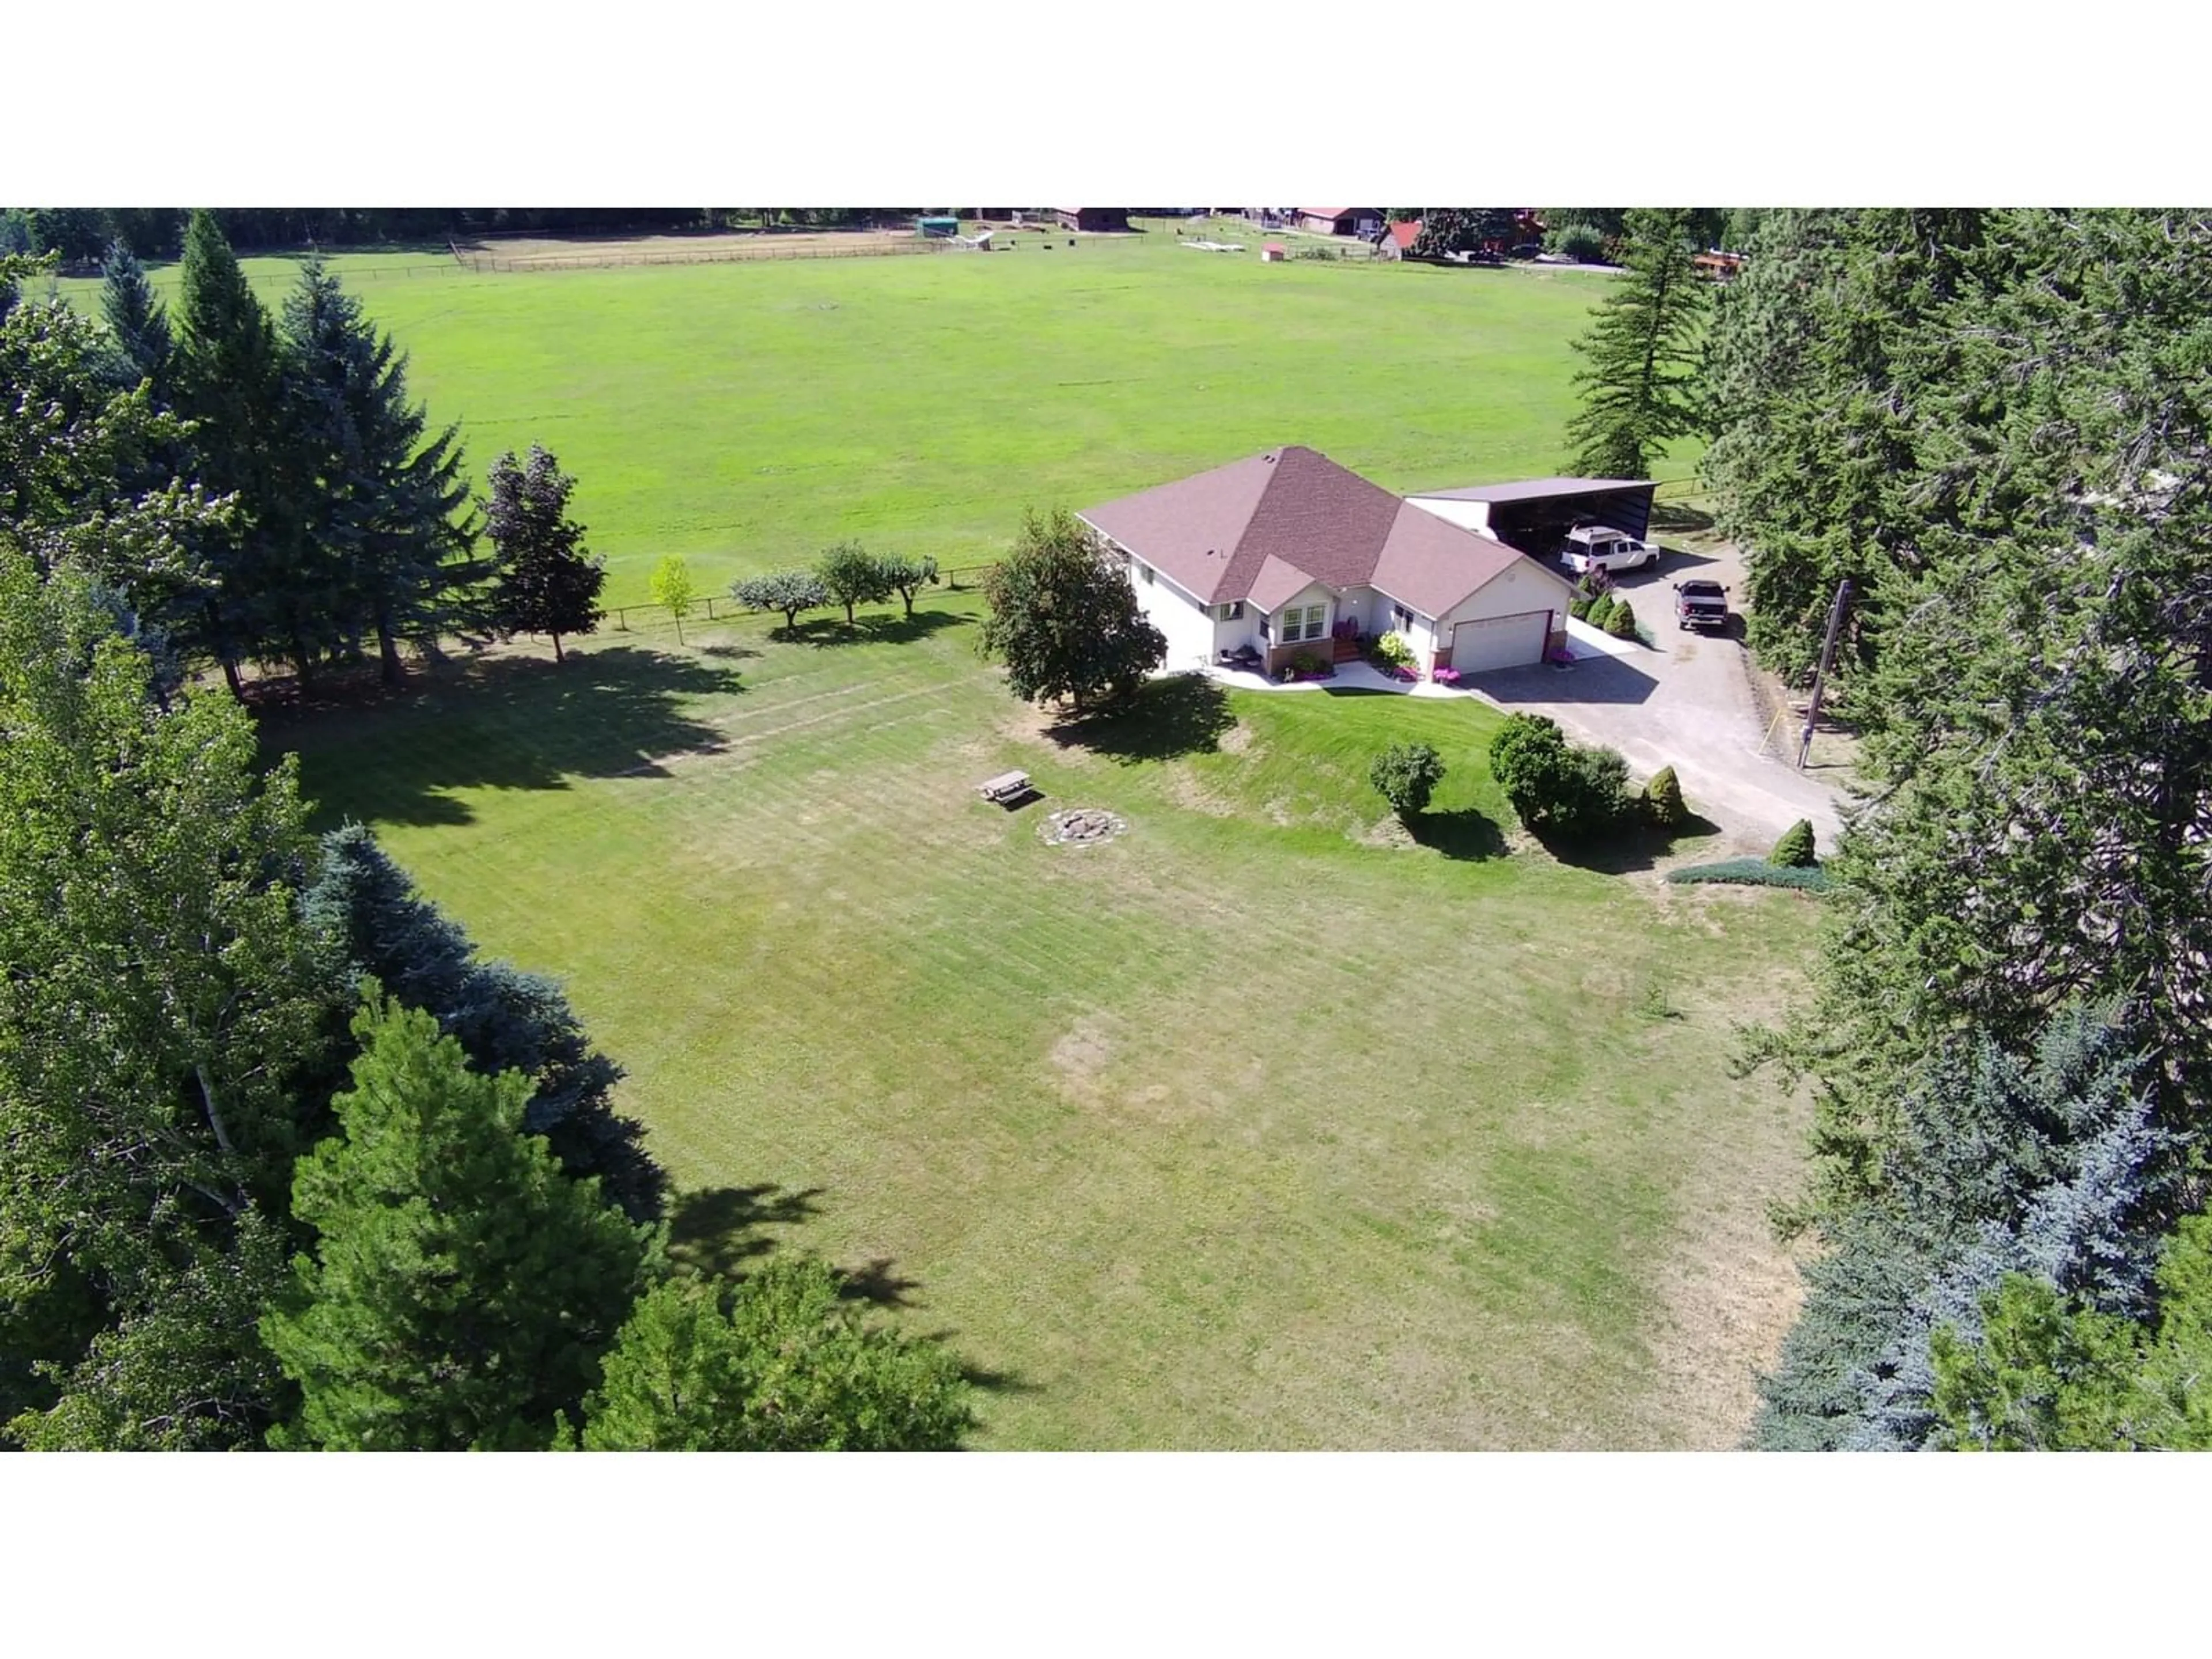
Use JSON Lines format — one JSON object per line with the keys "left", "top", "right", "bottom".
{"left": 1429, "top": 666, "right": 1462, "bottom": 687}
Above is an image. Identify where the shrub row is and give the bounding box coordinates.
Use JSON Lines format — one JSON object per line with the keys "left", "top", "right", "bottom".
{"left": 1665, "top": 858, "right": 1834, "bottom": 892}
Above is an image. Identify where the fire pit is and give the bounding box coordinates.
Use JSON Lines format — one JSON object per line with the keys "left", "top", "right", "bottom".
{"left": 1040, "top": 808, "right": 1128, "bottom": 847}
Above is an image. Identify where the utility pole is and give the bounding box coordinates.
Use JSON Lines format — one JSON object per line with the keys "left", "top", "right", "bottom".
{"left": 1797, "top": 578, "right": 1852, "bottom": 770}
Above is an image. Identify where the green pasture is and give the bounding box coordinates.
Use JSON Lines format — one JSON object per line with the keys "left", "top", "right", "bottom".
{"left": 269, "top": 596, "right": 1813, "bottom": 1448}
{"left": 56, "top": 230, "right": 1676, "bottom": 607}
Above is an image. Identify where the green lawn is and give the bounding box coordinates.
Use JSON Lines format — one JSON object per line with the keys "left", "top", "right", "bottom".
{"left": 269, "top": 597, "right": 1814, "bottom": 1449}
{"left": 58, "top": 233, "right": 1690, "bottom": 607}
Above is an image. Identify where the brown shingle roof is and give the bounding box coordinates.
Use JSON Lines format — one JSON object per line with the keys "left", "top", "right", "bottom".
{"left": 1081, "top": 446, "right": 1548, "bottom": 617}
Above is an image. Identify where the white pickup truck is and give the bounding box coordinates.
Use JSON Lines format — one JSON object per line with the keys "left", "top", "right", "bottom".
{"left": 1560, "top": 525, "right": 1661, "bottom": 577}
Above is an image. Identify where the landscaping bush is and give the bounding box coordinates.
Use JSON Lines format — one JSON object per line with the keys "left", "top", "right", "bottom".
{"left": 1666, "top": 857, "right": 1832, "bottom": 892}
{"left": 1290, "top": 649, "right": 1331, "bottom": 679}
{"left": 1548, "top": 223, "right": 1606, "bottom": 263}
{"left": 1604, "top": 600, "right": 1637, "bottom": 639}
{"left": 1585, "top": 593, "right": 1616, "bottom": 630}
{"left": 1370, "top": 630, "right": 1416, "bottom": 670}
{"left": 1369, "top": 740, "right": 1445, "bottom": 821}
{"left": 1487, "top": 713, "right": 1633, "bottom": 838}
{"left": 1567, "top": 596, "right": 1592, "bottom": 621}
{"left": 1642, "top": 764, "right": 1685, "bottom": 830}
{"left": 1770, "top": 818, "right": 1818, "bottom": 868}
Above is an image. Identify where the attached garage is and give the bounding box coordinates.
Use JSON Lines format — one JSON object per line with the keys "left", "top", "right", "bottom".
{"left": 1447, "top": 609, "right": 1550, "bottom": 672}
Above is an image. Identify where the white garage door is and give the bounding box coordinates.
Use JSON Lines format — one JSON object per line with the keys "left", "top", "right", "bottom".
{"left": 1448, "top": 609, "right": 1550, "bottom": 673}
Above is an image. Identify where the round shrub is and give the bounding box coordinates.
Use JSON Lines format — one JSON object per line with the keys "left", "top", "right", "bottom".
{"left": 1488, "top": 713, "right": 1632, "bottom": 839}
{"left": 1643, "top": 764, "right": 1685, "bottom": 830}
{"left": 1370, "top": 630, "right": 1416, "bottom": 669}
{"left": 1548, "top": 223, "right": 1606, "bottom": 263}
{"left": 1585, "top": 593, "right": 1616, "bottom": 630}
{"left": 1370, "top": 740, "right": 1445, "bottom": 821}
{"left": 1567, "top": 596, "right": 1592, "bottom": 621}
{"left": 1769, "top": 819, "right": 1817, "bottom": 868}
{"left": 1604, "top": 600, "right": 1637, "bottom": 639}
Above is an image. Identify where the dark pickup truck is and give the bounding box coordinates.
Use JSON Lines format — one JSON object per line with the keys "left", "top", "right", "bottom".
{"left": 1673, "top": 579, "right": 1730, "bottom": 632}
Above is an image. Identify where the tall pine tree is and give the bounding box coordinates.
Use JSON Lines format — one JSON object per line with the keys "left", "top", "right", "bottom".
{"left": 172, "top": 209, "right": 298, "bottom": 692}
{"left": 484, "top": 444, "right": 604, "bottom": 662}
{"left": 99, "top": 239, "right": 172, "bottom": 392}
{"left": 264, "top": 997, "right": 653, "bottom": 1451}
{"left": 1562, "top": 208, "right": 1709, "bottom": 479}
{"left": 280, "top": 256, "right": 482, "bottom": 685}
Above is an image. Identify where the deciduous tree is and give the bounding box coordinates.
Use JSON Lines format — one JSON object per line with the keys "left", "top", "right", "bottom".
{"left": 650, "top": 553, "right": 695, "bottom": 644}
{"left": 978, "top": 506, "right": 1165, "bottom": 713}
{"left": 877, "top": 552, "right": 939, "bottom": 618}
{"left": 733, "top": 569, "right": 828, "bottom": 634}
{"left": 817, "top": 538, "right": 891, "bottom": 626}
{"left": 0, "top": 548, "right": 342, "bottom": 1446}
{"left": 485, "top": 444, "right": 603, "bottom": 662}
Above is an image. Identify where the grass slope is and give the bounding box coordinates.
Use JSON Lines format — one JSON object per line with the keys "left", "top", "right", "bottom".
{"left": 60, "top": 237, "right": 1671, "bottom": 606}
{"left": 270, "top": 595, "right": 1813, "bottom": 1449}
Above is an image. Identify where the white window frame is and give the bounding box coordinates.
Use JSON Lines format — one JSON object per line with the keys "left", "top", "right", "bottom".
{"left": 1217, "top": 601, "right": 1244, "bottom": 621}
{"left": 1283, "top": 603, "right": 1328, "bottom": 643}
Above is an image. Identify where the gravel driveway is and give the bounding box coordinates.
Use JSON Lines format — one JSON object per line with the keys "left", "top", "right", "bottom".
{"left": 1465, "top": 546, "right": 1851, "bottom": 855}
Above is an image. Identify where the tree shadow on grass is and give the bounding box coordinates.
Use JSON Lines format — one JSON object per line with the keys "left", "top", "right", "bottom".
{"left": 666, "top": 1183, "right": 825, "bottom": 1280}
{"left": 794, "top": 608, "right": 972, "bottom": 647}
{"left": 1044, "top": 672, "right": 1235, "bottom": 764}
{"left": 836, "top": 1256, "right": 922, "bottom": 1309}
{"left": 1536, "top": 809, "right": 1725, "bottom": 874}
{"left": 1649, "top": 501, "right": 1717, "bottom": 535}
{"left": 266, "top": 645, "right": 747, "bottom": 830}
{"left": 1407, "top": 806, "right": 1509, "bottom": 861}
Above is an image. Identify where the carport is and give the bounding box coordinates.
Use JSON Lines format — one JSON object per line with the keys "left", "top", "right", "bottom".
{"left": 1406, "top": 478, "right": 1657, "bottom": 560}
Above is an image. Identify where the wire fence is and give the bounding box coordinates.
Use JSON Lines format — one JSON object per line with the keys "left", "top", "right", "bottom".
{"left": 454, "top": 238, "right": 955, "bottom": 275}
{"left": 597, "top": 562, "right": 1001, "bottom": 634}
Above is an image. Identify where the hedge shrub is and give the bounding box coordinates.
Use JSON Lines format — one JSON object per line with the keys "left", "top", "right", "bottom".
{"left": 1643, "top": 764, "right": 1685, "bottom": 830}
{"left": 1567, "top": 596, "right": 1592, "bottom": 621}
{"left": 1604, "top": 600, "right": 1637, "bottom": 639}
{"left": 1666, "top": 858, "right": 1832, "bottom": 892}
{"left": 1585, "top": 593, "right": 1616, "bottom": 630}
{"left": 1488, "top": 713, "right": 1633, "bottom": 838}
{"left": 1769, "top": 819, "right": 1818, "bottom": 868}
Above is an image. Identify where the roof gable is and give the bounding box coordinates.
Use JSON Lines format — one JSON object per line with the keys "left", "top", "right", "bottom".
{"left": 1082, "top": 446, "right": 1561, "bottom": 616}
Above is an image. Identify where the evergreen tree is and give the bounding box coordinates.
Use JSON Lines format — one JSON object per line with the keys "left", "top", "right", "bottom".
{"left": 99, "top": 239, "right": 172, "bottom": 391}
{"left": 978, "top": 506, "right": 1166, "bottom": 713}
{"left": 1698, "top": 209, "right": 1988, "bottom": 685}
{"left": 578, "top": 1259, "right": 975, "bottom": 1451}
{"left": 265, "top": 997, "right": 653, "bottom": 1451}
{"left": 484, "top": 444, "right": 603, "bottom": 662}
{"left": 0, "top": 548, "right": 343, "bottom": 1446}
{"left": 280, "top": 256, "right": 482, "bottom": 685}
{"left": 1753, "top": 1005, "right": 2173, "bottom": 1450}
{"left": 301, "top": 823, "right": 667, "bottom": 1222}
{"left": 1932, "top": 1210, "right": 2212, "bottom": 1451}
{"left": 1562, "top": 208, "right": 1710, "bottom": 479}
{"left": 172, "top": 209, "right": 296, "bottom": 692}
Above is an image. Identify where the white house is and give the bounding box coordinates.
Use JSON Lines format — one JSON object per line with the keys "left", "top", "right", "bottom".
{"left": 1077, "top": 446, "right": 1576, "bottom": 679}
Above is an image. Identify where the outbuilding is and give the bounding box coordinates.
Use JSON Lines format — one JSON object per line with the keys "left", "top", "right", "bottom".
{"left": 1296, "top": 209, "right": 1383, "bottom": 238}
{"left": 1054, "top": 208, "right": 1132, "bottom": 233}
{"left": 1406, "top": 477, "right": 1658, "bottom": 560}
{"left": 916, "top": 216, "right": 961, "bottom": 238}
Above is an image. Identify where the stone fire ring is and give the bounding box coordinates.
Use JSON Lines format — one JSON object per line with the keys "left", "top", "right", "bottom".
{"left": 1040, "top": 808, "right": 1128, "bottom": 847}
